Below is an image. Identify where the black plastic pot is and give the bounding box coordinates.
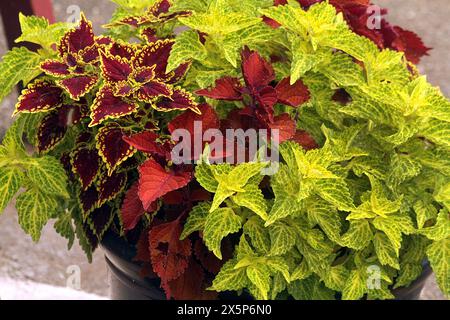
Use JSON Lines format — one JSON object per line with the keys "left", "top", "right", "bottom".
{"left": 101, "top": 231, "right": 432, "bottom": 300}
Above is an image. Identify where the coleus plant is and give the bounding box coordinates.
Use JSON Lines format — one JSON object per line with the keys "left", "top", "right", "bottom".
{"left": 0, "top": 0, "right": 448, "bottom": 300}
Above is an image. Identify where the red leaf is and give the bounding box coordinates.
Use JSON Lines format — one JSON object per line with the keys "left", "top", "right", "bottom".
{"left": 389, "top": 26, "right": 431, "bottom": 64}
{"left": 269, "top": 113, "right": 297, "bottom": 143}
{"left": 141, "top": 28, "right": 159, "bottom": 43}
{"left": 87, "top": 204, "right": 115, "bottom": 239}
{"left": 109, "top": 42, "right": 135, "bottom": 60}
{"left": 15, "top": 81, "right": 63, "bottom": 114}
{"left": 100, "top": 51, "right": 133, "bottom": 82}
{"left": 275, "top": 77, "right": 310, "bottom": 107}
{"left": 136, "top": 80, "right": 173, "bottom": 101}
{"left": 241, "top": 47, "right": 275, "bottom": 90}
{"left": 79, "top": 185, "right": 99, "bottom": 215}
{"left": 168, "top": 103, "right": 220, "bottom": 136}
{"left": 165, "top": 62, "right": 191, "bottom": 84}
{"left": 40, "top": 60, "right": 70, "bottom": 76}
{"left": 123, "top": 131, "right": 171, "bottom": 159}
{"left": 167, "top": 258, "right": 217, "bottom": 300}
{"left": 57, "top": 75, "right": 99, "bottom": 100}
{"left": 256, "top": 86, "right": 278, "bottom": 110}
{"left": 37, "top": 111, "right": 67, "bottom": 153}
{"left": 59, "top": 13, "right": 95, "bottom": 56}
{"left": 155, "top": 88, "right": 199, "bottom": 113}
{"left": 96, "top": 125, "right": 136, "bottom": 173}
{"left": 291, "top": 130, "right": 319, "bottom": 150}
{"left": 134, "top": 40, "right": 174, "bottom": 79}
{"left": 138, "top": 159, "right": 192, "bottom": 210}
{"left": 121, "top": 182, "right": 157, "bottom": 231}
{"left": 97, "top": 171, "right": 127, "bottom": 208}
{"left": 149, "top": 220, "right": 192, "bottom": 286}
{"left": 71, "top": 148, "right": 101, "bottom": 190}
{"left": 90, "top": 86, "right": 138, "bottom": 126}
{"left": 194, "top": 239, "right": 224, "bottom": 274}
{"left": 195, "top": 77, "right": 243, "bottom": 101}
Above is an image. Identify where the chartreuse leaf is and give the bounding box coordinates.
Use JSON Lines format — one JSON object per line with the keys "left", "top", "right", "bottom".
{"left": 16, "top": 187, "right": 58, "bottom": 242}
{"left": 340, "top": 219, "right": 372, "bottom": 250}
{"left": 180, "top": 202, "right": 210, "bottom": 240}
{"left": 269, "top": 221, "right": 297, "bottom": 256}
{"left": 290, "top": 259, "right": 311, "bottom": 282}
{"left": 209, "top": 259, "right": 248, "bottom": 292}
{"left": 418, "top": 209, "right": 450, "bottom": 241}
{"left": 167, "top": 30, "right": 207, "bottom": 72}
{"left": 204, "top": 207, "right": 242, "bottom": 259}
{"left": 110, "top": 0, "right": 156, "bottom": 11}
{"left": 232, "top": 184, "right": 268, "bottom": 221}
{"left": 372, "top": 214, "right": 414, "bottom": 254}
{"left": 374, "top": 232, "right": 400, "bottom": 269}
{"left": 0, "top": 47, "right": 43, "bottom": 102}
{"left": 306, "top": 198, "right": 342, "bottom": 242}
{"left": 0, "top": 167, "right": 25, "bottom": 213}
{"left": 15, "top": 13, "right": 72, "bottom": 48}
{"left": 243, "top": 216, "right": 270, "bottom": 254}
{"left": 25, "top": 156, "right": 69, "bottom": 198}
{"left": 386, "top": 153, "right": 422, "bottom": 189}
{"left": 54, "top": 209, "right": 75, "bottom": 250}
{"left": 246, "top": 265, "right": 271, "bottom": 300}
{"left": 413, "top": 200, "right": 438, "bottom": 229}
{"left": 419, "top": 119, "right": 450, "bottom": 148}
{"left": 315, "top": 178, "right": 355, "bottom": 212}
{"left": 322, "top": 265, "right": 349, "bottom": 292}
{"left": 427, "top": 238, "right": 450, "bottom": 297}
{"left": 288, "top": 275, "right": 335, "bottom": 300}
{"left": 342, "top": 269, "right": 366, "bottom": 300}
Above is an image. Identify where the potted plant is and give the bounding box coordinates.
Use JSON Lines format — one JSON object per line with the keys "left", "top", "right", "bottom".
{"left": 0, "top": 0, "right": 448, "bottom": 300}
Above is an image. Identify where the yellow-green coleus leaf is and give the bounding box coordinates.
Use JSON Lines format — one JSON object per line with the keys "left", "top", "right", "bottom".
{"left": 246, "top": 265, "right": 271, "bottom": 300}
{"left": 372, "top": 213, "right": 415, "bottom": 254}
{"left": 386, "top": 153, "right": 422, "bottom": 189}
{"left": 0, "top": 166, "right": 25, "bottom": 213}
{"left": 180, "top": 202, "right": 210, "bottom": 240}
{"left": 167, "top": 30, "right": 207, "bottom": 73}
{"left": 268, "top": 221, "right": 297, "bottom": 256}
{"left": 25, "top": 156, "right": 70, "bottom": 198}
{"left": 243, "top": 216, "right": 270, "bottom": 254}
{"left": 306, "top": 198, "right": 342, "bottom": 243}
{"left": 232, "top": 184, "right": 268, "bottom": 221}
{"left": 427, "top": 238, "right": 450, "bottom": 297}
{"left": 342, "top": 269, "right": 366, "bottom": 300}
{"left": 204, "top": 207, "right": 242, "bottom": 259}
{"left": 322, "top": 265, "right": 350, "bottom": 292}
{"left": 290, "top": 259, "right": 312, "bottom": 282}
{"left": 315, "top": 178, "right": 355, "bottom": 212}
{"left": 16, "top": 188, "right": 58, "bottom": 242}
{"left": 418, "top": 209, "right": 450, "bottom": 241}
{"left": 0, "top": 47, "right": 43, "bottom": 101}
{"left": 419, "top": 118, "right": 450, "bottom": 148}
{"left": 288, "top": 275, "right": 335, "bottom": 300}
{"left": 413, "top": 199, "right": 438, "bottom": 229}
{"left": 374, "top": 232, "right": 400, "bottom": 269}
{"left": 209, "top": 259, "right": 248, "bottom": 292}
{"left": 15, "top": 13, "right": 72, "bottom": 48}
{"left": 340, "top": 219, "right": 373, "bottom": 250}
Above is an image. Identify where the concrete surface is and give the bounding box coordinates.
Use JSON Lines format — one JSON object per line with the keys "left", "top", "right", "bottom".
{"left": 0, "top": 0, "right": 448, "bottom": 300}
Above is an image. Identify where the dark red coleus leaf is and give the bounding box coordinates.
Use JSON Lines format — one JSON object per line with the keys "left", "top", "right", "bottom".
{"left": 87, "top": 203, "right": 115, "bottom": 239}
{"left": 275, "top": 77, "right": 310, "bottom": 107}
{"left": 71, "top": 148, "right": 101, "bottom": 190}
{"left": 38, "top": 112, "right": 67, "bottom": 153}
{"left": 96, "top": 125, "right": 137, "bottom": 174}
{"left": 166, "top": 258, "right": 217, "bottom": 300}
{"left": 269, "top": 113, "right": 297, "bottom": 143}
{"left": 292, "top": 130, "right": 319, "bottom": 150}
{"left": 79, "top": 185, "right": 99, "bottom": 216}
{"left": 40, "top": 60, "right": 70, "bottom": 76}
{"left": 57, "top": 75, "right": 99, "bottom": 100}
{"left": 149, "top": 219, "right": 192, "bottom": 293}
{"left": 97, "top": 171, "right": 127, "bottom": 208}
{"left": 138, "top": 158, "right": 192, "bottom": 210}
{"left": 136, "top": 80, "right": 173, "bottom": 101}
{"left": 100, "top": 51, "right": 133, "bottom": 82}
{"left": 15, "top": 81, "right": 63, "bottom": 114}
{"left": 194, "top": 239, "right": 224, "bottom": 275}
{"left": 195, "top": 77, "right": 243, "bottom": 101}
{"left": 121, "top": 182, "right": 158, "bottom": 231}
{"left": 59, "top": 13, "right": 95, "bottom": 57}
{"left": 90, "top": 86, "right": 139, "bottom": 126}
{"left": 241, "top": 47, "right": 275, "bottom": 90}
{"left": 123, "top": 131, "right": 172, "bottom": 160}
{"left": 141, "top": 28, "right": 159, "bottom": 43}
{"left": 155, "top": 88, "right": 199, "bottom": 113}
{"left": 133, "top": 39, "right": 173, "bottom": 80}
{"left": 108, "top": 42, "right": 135, "bottom": 60}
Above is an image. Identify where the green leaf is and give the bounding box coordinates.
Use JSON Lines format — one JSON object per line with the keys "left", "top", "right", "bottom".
{"left": 413, "top": 200, "right": 438, "bottom": 229}
{"left": 209, "top": 259, "right": 248, "bottom": 292}
{"left": 288, "top": 275, "right": 335, "bottom": 300}
{"left": 167, "top": 30, "right": 207, "bottom": 72}
{"left": 15, "top": 13, "right": 72, "bottom": 48}
{"left": 232, "top": 184, "right": 268, "bottom": 221}
{"left": 0, "top": 47, "right": 42, "bottom": 101}
{"left": 315, "top": 178, "right": 355, "bottom": 211}
{"left": 306, "top": 198, "right": 342, "bottom": 242}
{"left": 322, "top": 265, "right": 349, "bottom": 292}
{"left": 386, "top": 154, "right": 421, "bottom": 188}
{"left": 180, "top": 202, "right": 210, "bottom": 239}
{"left": 269, "top": 221, "right": 297, "bottom": 256}
{"left": 243, "top": 216, "right": 271, "bottom": 254}
{"left": 0, "top": 166, "right": 25, "bottom": 213}
{"left": 427, "top": 238, "right": 450, "bottom": 297}
{"left": 16, "top": 188, "right": 58, "bottom": 241}
{"left": 418, "top": 209, "right": 450, "bottom": 241}
{"left": 372, "top": 214, "right": 414, "bottom": 254}
{"left": 394, "top": 263, "right": 422, "bottom": 289}
{"left": 26, "top": 156, "right": 69, "bottom": 198}
{"left": 290, "top": 259, "right": 311, "bottom": 281}
{"left": 419, "top": 119, "right": 450, "bottom": 148}
{"left": 246, "top": 265, "right": 271, "bottom": 300}
{"left": 54, "top": 209, "right": 75, "bottom": 250}
{"left": 374, "top": 232, "right": 400, "bottom": 269}
{"left": 340, "top": 220, "right": 373, "bottom": 250}
{"left": 204, "top": 207, "right": 242, "bottom": 259}
{"left": 342, "top": 269, "right": 366, "bottom": 300}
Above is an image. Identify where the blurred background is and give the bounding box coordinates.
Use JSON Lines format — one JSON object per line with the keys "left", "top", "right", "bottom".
{"left": 0, "top": 0, "right": 448, "bottom": 299}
